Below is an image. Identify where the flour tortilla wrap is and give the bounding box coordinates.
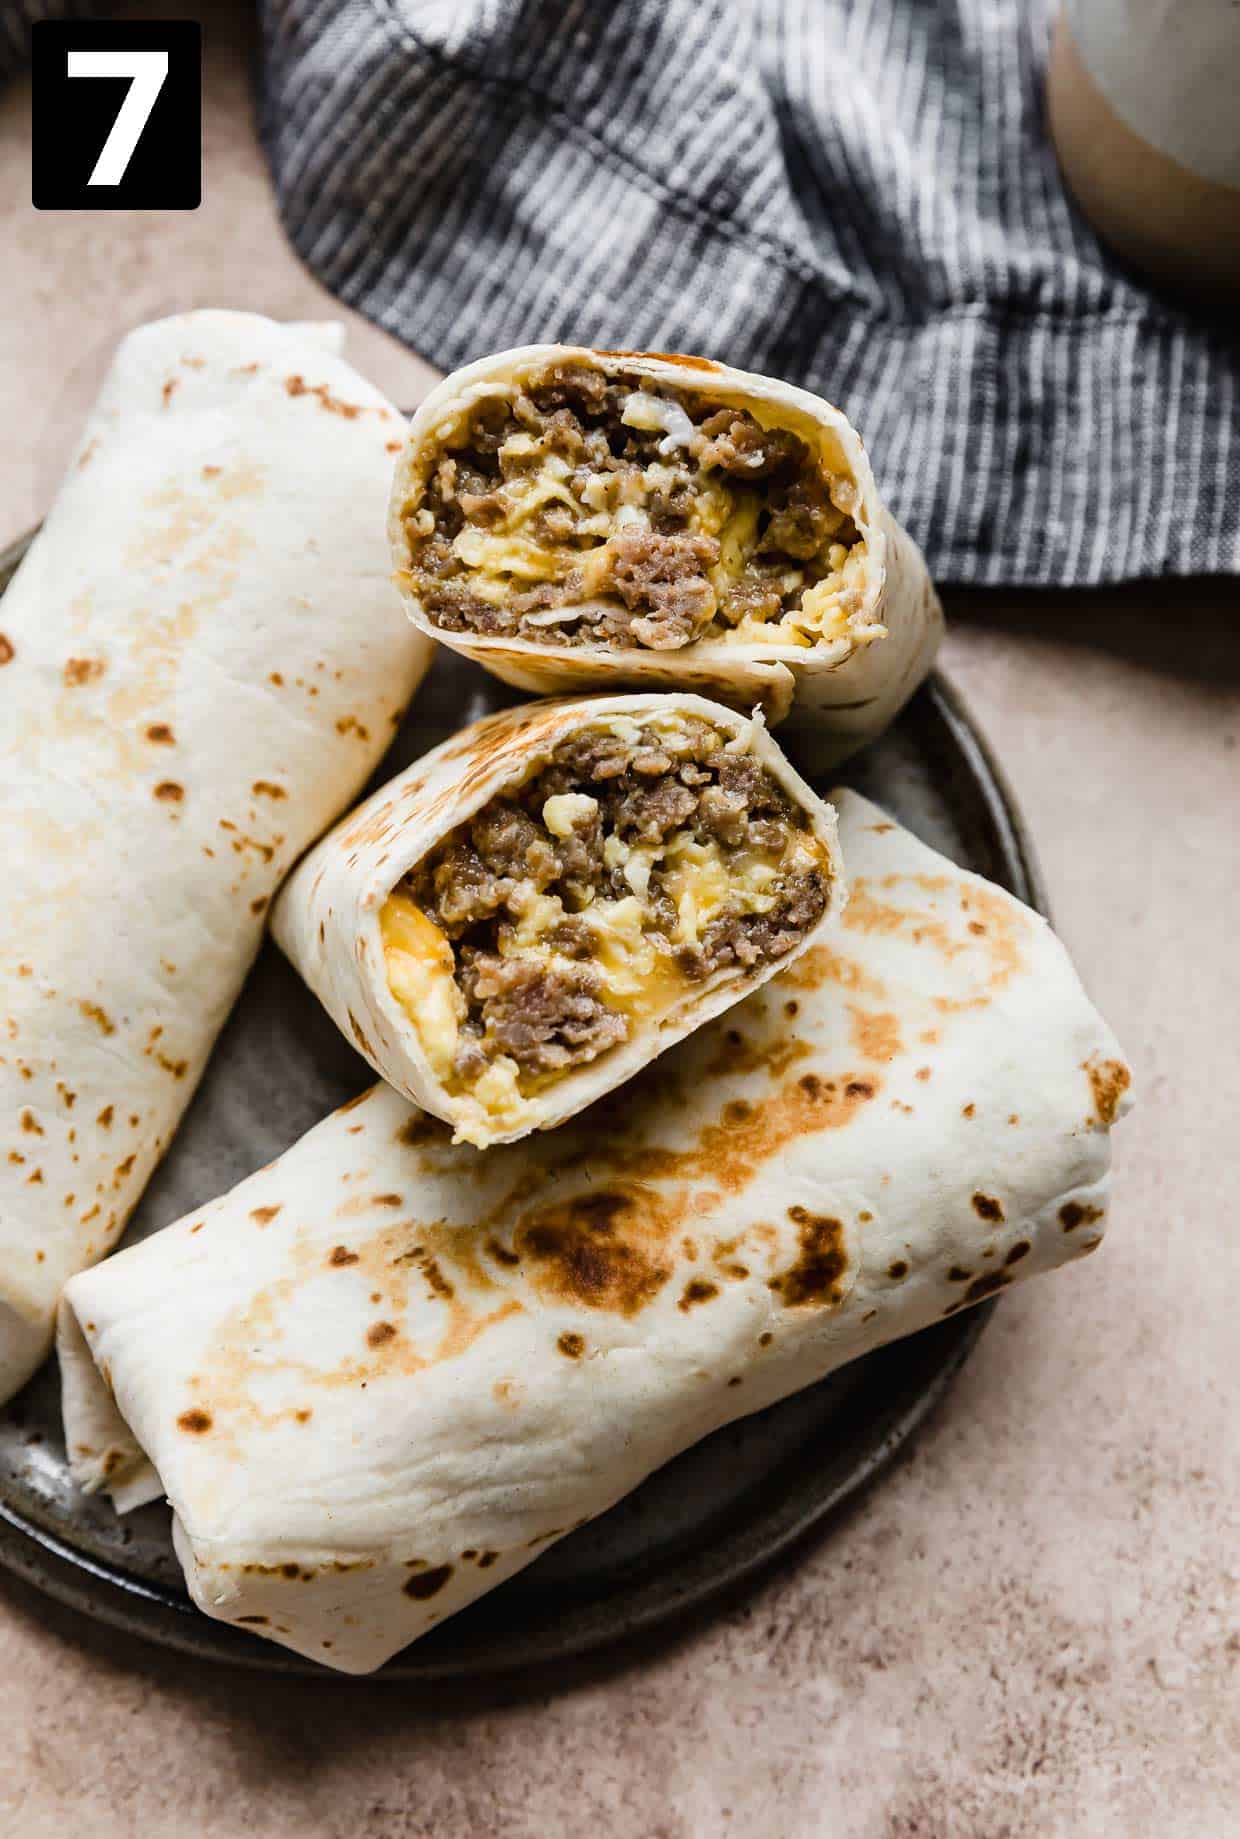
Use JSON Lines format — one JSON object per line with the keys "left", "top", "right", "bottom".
{"left": 59, "top": 791, "right": 1131, "bottom": 1673}
{"left": 0, "top": 310, "right": 433, "bottom": 1403}
{"left": 272, "top": 692, "right": 843, "bottom": 1147}
{"left": 390, "top": 346, "right": 942, "bottom": 754}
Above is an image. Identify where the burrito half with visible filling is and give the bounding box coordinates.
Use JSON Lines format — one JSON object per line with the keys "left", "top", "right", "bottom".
{"left": 59, "top": 791, "right": 1132, "bottom": 1673}
{"left": 273, "top": 694, "right": 842, "bottom": 1147}
{"left": 0, "top": 311, "right": 432, "bottom": 1403}
{"left": 390, "top": 346, "right": 942, "bottom": 751}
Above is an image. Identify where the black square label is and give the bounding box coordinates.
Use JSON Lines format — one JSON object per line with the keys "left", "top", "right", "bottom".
{"left": 32, "top": 20, "right": 201, "bottom": 210}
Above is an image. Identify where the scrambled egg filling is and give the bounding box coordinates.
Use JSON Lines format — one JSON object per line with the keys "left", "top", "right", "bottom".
{"left": 378, "top": 714, "right": 829, "bottom": 1132}
{"left": 403, "top": 369, "right": 876, "bottom": 651}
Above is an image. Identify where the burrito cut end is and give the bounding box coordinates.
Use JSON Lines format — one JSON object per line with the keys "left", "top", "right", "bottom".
{"left": 378, "top": 704, "right": 838, "bottom": 1145}
{"left": 393, "top": 349, "right": 882, "bottom": 662}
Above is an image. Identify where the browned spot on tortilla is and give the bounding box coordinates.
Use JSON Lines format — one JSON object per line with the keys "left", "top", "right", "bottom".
{"left": 177, "top": 1409, "right": 212, "bottom": 1434}
{"left": 487, "top": 1238, "right": 520, "bottom": 1268}
{"left": 770, "top": 1210, "right": 848, "bottom": 1308}
{"left": 963, "top": 1270, "right": 1011, "bottom": 1305}
{"left": 962, "top": 1102, "right": 975, "bottom": 1118}
{"left": 373, "top": 1193, "right": 403, "bottom": 1208}
{"left": 189, "top": 1222, "right": 204, "bottom": 1234}
{"left": 396, "top": 1112, "right": 441, "bottom": 1146}
{"left": 0, "top": 634, "right": 12, "bottom": 665}
{"left": 252, "top": 780, "right": 287, "bottom": 800}
{"left": 1086, "top": 1057, "right": 1131, "bottom": 1127}
{"left": 596, "top": 349, "right": 724, "bottom": 372}
{"left": 335, "top": 715, "right": 371, "bottom": 741}
{"left": 403, "top": 1564, "right": 453, "bottom": 1600}
{"left": 250, "top": 896, "right": 269, "bottom": 915}
{"left": 947, "top": 1265, "right": 971, "bottom": 1283}
{"left": 26, "top": 1168, "right": 43, "bottom": 1185}
{"left": 1005, "top": 1240, "right": 1031, "bottom": 1265}
{"left": 915, "top": 1066, "right": 931, "bottom": 1082}
{"left": 270, "top": 671, "right": 284, "bottom": 686}
{"left": 19, "top": 1109, "right": 42, "bottom": 1135}
{"left": 237, "top": 1615, "right": 269, "bottom": 1625}
{"left": 758, "top": 1331, "right": 773, "bottom": 1348}
{"left": 477, "top": 1550, "right": 498, "bottom": 1569}
{"left": 703, "top": 1026, "right": 811, "bottom": 1083}
{"left": 1059, "top": 1201, "right": 1104, "bottom": 1233}
{"left": 557, "top": 1331, "right": 585, "bottom": 1358}
{"left": 328, "top": 1245, "right": 359, "bottom": 1267}
{"left": 888, "top": 1259, "right": 909, "bottom": 1280}
{"left": 386, "top": 438, "right": 403, "bottom": 452}
{"left": 144, "top": 722, "right": 175, "bottom": 744}
{"left": 161, "top": 377, "right": 178, "bottom": 406}
{"left": 679, "top": 1278, "right": 719, "bottom": 1312}
{"left": 63, "top": 656, "right": 104, "bottom": 686}
{"left": 338, "top": 1088, "right": 371, "bottom": 1115}
{"left": 6, "top": 1152, "right": 22, "bottom": 1165}
{"left": 202, "top": 464, "right": 220, "bottom": 478}
{"left": 728, "top": 1376, "right": 743, "bottom": 1387}
{"left": 858, "top": 1210, "right": 873, "bottom": 1223}
{"left": 516, "top": 1190, "right": 673, "bottom": 1317}
{"left": 366, "top": 1321, "right": 398, "bottom": 1348}
{"left": 154, "top": 781, "right": 183, "bottom": 803}
{"left": 285, "top": 374, "right": 367, "bottom": 418}
{"left": 96, "top": 1104, "right": 114, "bottom": 1127}
{"left": 972, "top": 1192, "right": 1004, "bottom": 1222}
{"left": 849, "top": 1008, "right": 904, "bottom": 1062}
{"left": 968, "top": 920, "right": 987, "bottom": 935}
{"left": 778, "top": 944, "right": 887, "bottom": 1001}
{"left": 250, "top": 1205, "right": 281, "bottom": 1226}
{"left": 785, "top": 1000, "right": 799, "bottom": 1017}
{"left": 349, "top": 1013, "right": 375, "bottom": 1058}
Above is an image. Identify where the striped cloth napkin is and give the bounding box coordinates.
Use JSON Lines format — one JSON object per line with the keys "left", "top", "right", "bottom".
{"left": 8, "top": 0, "right": 1238, "bottom": 585}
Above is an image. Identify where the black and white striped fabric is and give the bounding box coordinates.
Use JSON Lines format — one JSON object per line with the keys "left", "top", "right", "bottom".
{"left": 9, "top": 1, "right": 1238, "bottom": 584}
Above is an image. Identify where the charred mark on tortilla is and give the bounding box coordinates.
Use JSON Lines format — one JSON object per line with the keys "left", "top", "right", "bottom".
{"left": 517, "top": 1190, "right": 671, "bottom": 1316}
{"left": 403, "top": 1563, "right": 453, "bottom": 1600}
{"left": 1059, "top": 1201, "right": 1104, "bottom": 1233}
{"left": 250, "top": 1204, "right": 281, "bottom": 1225}
{"left": 177, "top": 1409, "right": 212, "bottom": 1434}
{"left": 678, "top": 1279, "right": 719, "bottom": 1311}
{"left": 944, "top": 1269, "right": 1012, "bottom": 1313}
{"left": 366, "top": 1321, "right": 398, "bottom": 1348}
{"left": 557, "top": 1331, "right": 585, "bottom": 1357}
{"left": 770, "top": 1210, "right": 849, "bottom": 1308}
{"left": 328, "top": 1245, "right": 359, "bottom": 1267}
{"left": 887, "top": 1259, "right": 909, "bottom": 1280}
{"left": 1004, "top": 1240, "right": 1031, "bottom": 1265}
{"left": 971, "top": 1192, "right": 1004, "bottom": 1222}
{"left": 1085, "top": 1057, "right": 1130, "bottom": 1126}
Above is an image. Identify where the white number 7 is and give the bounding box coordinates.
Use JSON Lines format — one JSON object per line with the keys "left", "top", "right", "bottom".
{"left": 67, "top": 50, "right": 169, "bottom": 186}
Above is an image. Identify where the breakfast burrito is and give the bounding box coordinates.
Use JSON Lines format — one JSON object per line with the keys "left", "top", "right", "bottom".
{"left": 0, "top": 310, "right": 432, "bottom": 1403}
{"left": 389, "top": 345, "right": 943, "bottom": 751}
{"left": 59, "top": 791, "right": 1132, "bottom": 1674}
{"left": 272, "top": 693, "right": 842, "bottom": 1147}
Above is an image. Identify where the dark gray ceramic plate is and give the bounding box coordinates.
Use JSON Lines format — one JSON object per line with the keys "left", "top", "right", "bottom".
{"left": 0, "top": 529, "right": 1045, "bottom": 1678}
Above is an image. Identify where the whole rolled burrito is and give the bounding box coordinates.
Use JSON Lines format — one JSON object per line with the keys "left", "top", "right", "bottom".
{"left": 59, "top": 791, "right": 1131, "bottom": 1674}
{"left": 389, "top": 346, "right": 943, "bottom": 752}
{"left": 0, "top": 311, "right": 432, "bottom": 1402}
{"left": 272, "top": 693, "right": 843, "bottom": 1147}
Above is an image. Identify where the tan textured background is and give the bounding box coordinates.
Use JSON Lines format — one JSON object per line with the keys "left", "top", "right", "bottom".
{"left": 1, "top": 6, "right": 1237, "bottom": 1834}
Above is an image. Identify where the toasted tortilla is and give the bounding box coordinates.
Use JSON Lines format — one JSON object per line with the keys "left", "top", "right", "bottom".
{"left": 389, "top": 346, "right": 942, "bottom": 755}
{"left": 0, "top": 311, "right": 432, "bottom": 1402}
{"left": 271, "top": 693, "right": 843, "bottom": 1146}
{"left": 59, "top": 791, "right": 1131, "bottom": 1673}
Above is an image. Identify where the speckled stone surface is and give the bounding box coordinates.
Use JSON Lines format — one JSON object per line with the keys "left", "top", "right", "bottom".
{"left": 1, "top": 6, "right": 1236, "bottom": 1833}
